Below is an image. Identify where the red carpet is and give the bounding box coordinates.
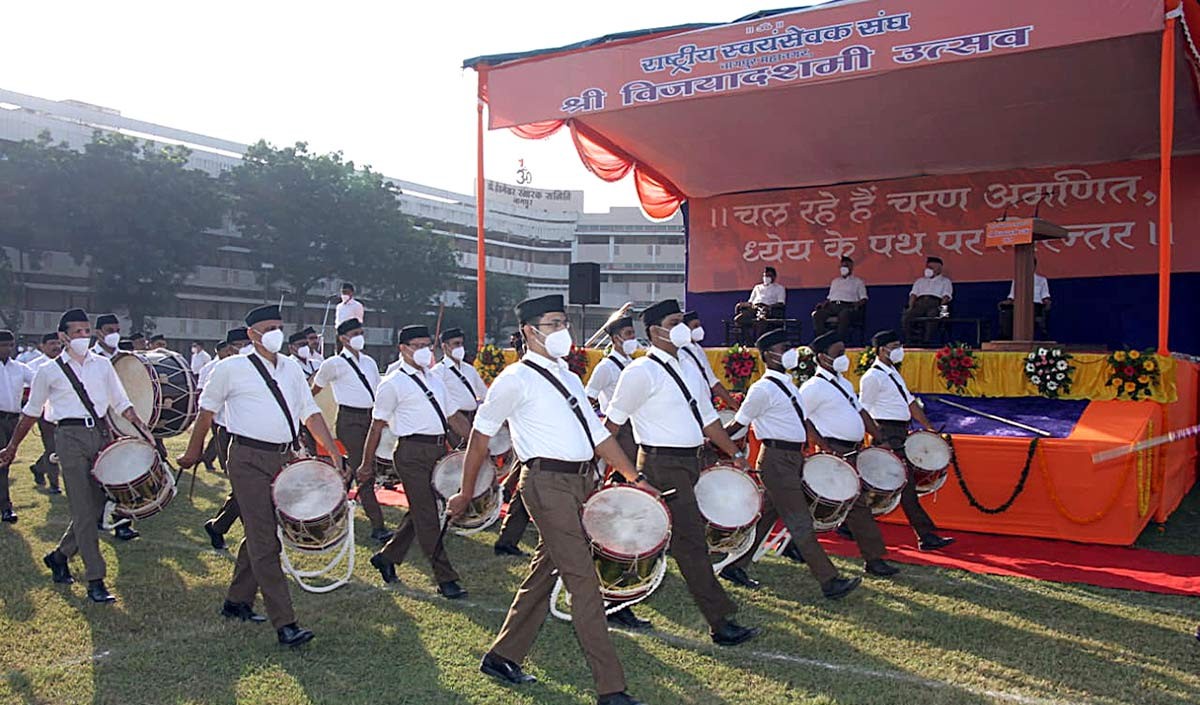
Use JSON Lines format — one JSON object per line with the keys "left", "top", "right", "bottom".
{"left": 352, "top": 487, "right": 1200, "bottom": 596}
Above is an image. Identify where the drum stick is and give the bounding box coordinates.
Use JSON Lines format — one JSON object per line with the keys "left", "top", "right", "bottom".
{"left": 931, "top": 397, "right": 1052, "bottom": 438}
{"left": 583, "top": 302, "right": 634, "bottom": 348}
{"left": 318, "top": 296, "right": 335, "bottom": 357}
{"left": 1091, "top": 423, "right": 1200, "bottom": 463}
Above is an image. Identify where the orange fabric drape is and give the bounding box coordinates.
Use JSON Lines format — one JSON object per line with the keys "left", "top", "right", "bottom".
{"left": 570, "top": 123, "right": 636, "bottom": 181}
{"left": 509, "top": 120, "right": 565, "bottom": 140}
{"left": 634, "top": 166, "right": 686, "bottom": 219}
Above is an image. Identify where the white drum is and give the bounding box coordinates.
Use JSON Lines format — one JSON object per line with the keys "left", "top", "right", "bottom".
{"left": 272, "top": 459, "right": 348, "bottom": 551}
{"left": 905, "top": 431, "right": 952, "bottom": 495}
{"left": 855, "top": 447, "right": 907, "bottom": 516}
{"left": 91, "top": 437, "right": 175, "bottom": 520}
{"left": 580, "top": 485, "right": 671, "bottom": 602}
{"left": 431, "top": 450, "right": 499, "bottom": 532}
{"left": 802, "top": 453, "right": 861, "bottom": 532}
{"left": 695, "top": 464, "right": 761, "bottom": 555}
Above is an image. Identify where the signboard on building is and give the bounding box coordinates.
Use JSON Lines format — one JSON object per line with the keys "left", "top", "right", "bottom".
{"left": 483, "top": 179, "right": 584, "bottom": 214}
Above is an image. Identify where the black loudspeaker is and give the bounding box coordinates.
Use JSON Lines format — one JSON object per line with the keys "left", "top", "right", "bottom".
{"left": 568, "top": 262, "right": 601, "bottom": 305}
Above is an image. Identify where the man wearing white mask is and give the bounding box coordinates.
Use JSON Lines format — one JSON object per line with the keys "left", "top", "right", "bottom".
{"left": 335, "top": 282, "right": 365, "bottom": 328}
{"left": 0, "top": 329, "right": 36, "bottom": 524}
{"left": 585, "top": 315, "right": 640, "bottom": 462}
{"left": 859, "top": 330, "right": 955, "bottom": 551}
{"left": 302, "top": 327, "right": 325, "bottom": 368}
{"left": 432, "top": 328, "right": 488, "bottom": 433}
{"left": 287, "top": 331, "right": 319, "bottom": 379}
{"left": 902, "top": 256, "right": 953, "bottom": 345}
{"left": 680, "top": 311, "right": 740, "bottom": 411}
{"left": 92, "top": 314, "right": 122, "bottom": 360}
{"left": 799, "top": 331, "right": 900, "bottom": 578}
{"left": 311, "top": 318, "right": 389, "bottom": 543}
{"left": 812, "top": 256, "right": 868, "bottom": 338}
{"left": 364, "top": 324, "right": 472, "bottom": 599}
{"left": 190, "top": 342, "right": 212, "bottom": 376}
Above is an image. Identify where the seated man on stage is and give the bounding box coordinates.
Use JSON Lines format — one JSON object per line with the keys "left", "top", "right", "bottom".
{"left": 812, "top": 257, "right": 867, "bottom": 339}
{"left": 901, "top": 256, "right": 953, "bottom": 345}
{"left": 734, "top": 267, "right": 787, "bottom": 343}
{"left": 999, "top": 261, "right": 1052, "bottom": 339}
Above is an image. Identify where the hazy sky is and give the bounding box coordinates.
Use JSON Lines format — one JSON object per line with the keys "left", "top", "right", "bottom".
{"left": 2, "top": 1, "right": 825, "bottom": 213}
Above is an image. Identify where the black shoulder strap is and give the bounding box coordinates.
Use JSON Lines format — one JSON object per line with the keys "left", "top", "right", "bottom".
{"left": 519, "top": 359, "right": 597, "bottom": 449}
{"left": 647, "top": 355, "right": 706, "bottom": 431}
{"left": 679, "top": 345, "right": 712, "bottom": 386}
{"left": 764, "top": 376, "right": 806, "bottom": 424}
{"left": 819, "top": 372, "right": 860, "bottom": 411}
{"left": 876, "top": 364, "right": 912, "bottom": 403}
{"left": 606, "top": 355, "right": 627, "bottom": 372}
{"left": 246, "top": 355, "right": 300, "bottom": 449}
{"left": 404, "top": 372, "right": 450, "bottom": 435}
{"left": 341, "top": 353, "right": 375, "bottom": 401}
{"left": 55, "top": 358, "right": 105, "bottom": 428}
{"left": 445, "top": 363, "right": 479, "bottom": 403}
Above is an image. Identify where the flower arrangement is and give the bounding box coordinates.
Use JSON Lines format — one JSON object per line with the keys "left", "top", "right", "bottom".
{"left": 713, "top": 391, "right": 745, "bottom": 412}
{"left": 723, "top": 344, "right": 758, "bottom": 391}
{"left": 1024, "top": 346, "right": 1074, "bottom": 398}
{"left": 1106, "top": 348, "right": 1159, "bottom": 400}
{"left": 564, "top": 345, "right": 589, "bottom": 378}
{"left": 855, "top": 346, "right": 878, "bottom": 376}
{"left": 934, "top": 342, "right": 976, "bottom": 393}
{"left": 474, "top": 344, "right": 509, "bottom": 385}
{"left": 791, "top": 346, "right": 818, "bottom": 385}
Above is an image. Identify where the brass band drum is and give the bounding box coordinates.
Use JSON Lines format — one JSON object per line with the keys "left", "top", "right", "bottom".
{"left": 854, "top": 446, "right": 907, "bottom": 516}
{"left": 111, "top": 350, "right": 198, "bottom": 438}
{"left": 579, "top": 485, "right": 671, "bottom": 603}
{"left": 431, "top": 450, "right": 499, "bottom": 533}
{"left": 801, "top": 453, "right": 861, "bottom": 531}
{"left": 694, "top": 464, "right": 762, "bottom": 556}
{"left": 904, "top": 431, "right": 952, "bottom": 495}
{"left": 91, "top": 437, "right": 176, "bottom": 520}
{"left": 272, "top": 459, "right": 349, "bottom": 551}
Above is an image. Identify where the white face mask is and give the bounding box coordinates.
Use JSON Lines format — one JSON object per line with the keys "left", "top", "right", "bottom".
{"left": 348, "top": 334, "right": 365, "bottom": 351}
{"left": 621, "top": 338, "right": 639, "bottom": 355}
{"left": 839, "top": 266, "right": 850, "bottom": 277}
{"left": 781, "top": 348, "right": 799, "bottom": 371}
{"left": 239, "top": 344, "right": 254, "bottom": 356}
{"left": 412, "top": 346, "right": 434, "bottom": 368}
{"left": 924, "top": 268, "right": 934, "bottom": 279}
{"left": 542, "top": 328, "right": 573, "bottom": 359}
{"left": 340, "top": 294, "right": 351, "bottom": 303}
{"left": 889, "top": 346, "right": 905, "bottom": 363}
{"left": 103, "top": 332, "right": 120, "bottom": 349}
{"left": 68, "top": 337, "right": 90, "bottom": 356}
{"left": 296, "top": 345, "right": 310, "bottom": 359}
{"left": 762, "top": 276, "right": 772, "bottom": 286}
{"left": 667, "top": 322, "right": 692, "bottom": 348}
{"left": 690, "top": 326, "right": 705, "bottom": 343}
{"left": 260, "top": 329, "right": 285, "bottom": 354}
{"left": 450, "top": 346, "right": 466, "bottom": 361}
{"left": 832, "top": 353, "right": 851, "bottom": 373}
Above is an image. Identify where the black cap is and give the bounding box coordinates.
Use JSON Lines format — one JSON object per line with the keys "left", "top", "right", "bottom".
{"left": 129, "top": 331, "right": 144, "bottom": 341}
{"left": 682, "top": 310, "right": 700, "bottom": 324}
{"left": 149, "top": 334, "right": 165, "bottom": 343}
{"left": 58, "top": 308, "right": 88, "bottom": 332}
{"left": 397, "top": 325, "right": 430, "bottom": 344}
{"left": 117, "top": 339, "right": 134, "bottom": 351}
{"left": 225, "top": 327, "right": 250, "bottom": 345}
{"left": 245, "top": 304, "right": 281, "bottom": 327}
{"left": 341, "top": 282, "right": 355, "bottom": 291}
{"left": 95, "top": 314, "right": 119, "bottom": 328}
{"left": 215, "top": 341, "right": 229, "bottom": 352}
{"left": 440, "top": 327, "right": 464, "bottom": 343}
{"left": 756, "top": 329, "right": 789, "bottom": 352}
{"left": 811, "top": 331, "right": 842, "bottom": 355}
{"left": 288, "top": 330, "right": 308, "bottom": 345}
{"left": 515, "top": 295, "right": 564, "bottom": 325}
{"left": 41, "top": 332, "right": 58, "bottom": 343}
{"left": 301, "top": 326, "right": 317, "bottom": 337}
{"left": 641, "top": 299, "right": 681, "bottom": 328}
{"left": 604, "top": 316, "right": 633, "bottom": 336}
{"left": 871, "top": 330, "right": 901, "bottom": 348}
{"left": 0, "top": 330, "right": 13, "bottom": 343}
{"left": 336, "top": 318, "right": 362, "bottom": 336}
{"left": 926, "top": 256, "right": 943, "bottom": 265}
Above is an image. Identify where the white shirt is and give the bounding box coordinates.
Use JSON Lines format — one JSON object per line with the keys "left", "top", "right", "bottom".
{"left": 679, "top": 341, "right": 718, "bottom": 389}
{"left": 26, "top": 353, "right": 51, "bottom": 372}
{"left": 749, "top": 281, "right": 786, "bottom": 306}
{"left": 376, "top": 361, "right": 463, "bottom": 437}
{"left": 433, "top": 358, "right": 488, "bottom": 413}
{"left": 199, "top": 351, "right": 320, "bottom": 444}
{"left": 0, "top": 358, "right": 35, "bottom": 414}
{"left": 22, "top": 352, "right": 133, "bottom": 423}
{"left": 16, "top": 349, "right": 40, "bottom": 364}
{"left": 910, "top": 274, "right": 953, "bottom": 300}
{"left": 197, "top": 357, "right": 226, "bottom": 425}
{"left": 294, "top": 354, "right": 320, "bottom": 378}
{"left": 190, "top": 349, "right": 212, "bottom": 375}
{"left": 1007, "top": 274, "right": 1051, "bottom": 304}
{"left": 859, "top": 360, "right": 914, "bottom": 422}
{"left": 799, "top": 368, "right": 865, "bottom": 443}
{"left": 314, "top": 349, "right": 381, "bottom": 410}
{"left": 91, "top": 342, "right": 117, "bottom": 359}
{"left": 827, "top": 275, "right": 868, "bottom": 303}
{"left": 474, "top": 351, "right": 610, "bottom": 463}
{"left": 584, "top": 351, "right": 633, "bottom": 414}
{"left": 607, "top": 346, "right": 720, "bottom": 448}
{"left": 385, "top": 358, "right": 403, "bottom": 376}
{"left": 335, "top": 298, "right": 365, "bottom": 327}
{"left": 734, "top": 369, "right": 807, "bottom": 443}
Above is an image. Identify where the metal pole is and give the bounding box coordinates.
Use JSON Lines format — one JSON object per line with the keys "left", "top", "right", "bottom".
{"left": 475, "top": 70, "right": 488, "bottom": 347}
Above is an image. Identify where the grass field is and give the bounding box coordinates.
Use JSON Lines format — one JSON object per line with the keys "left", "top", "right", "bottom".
{"left": 1, "top": 430, "right": 1198, "bottom": 705}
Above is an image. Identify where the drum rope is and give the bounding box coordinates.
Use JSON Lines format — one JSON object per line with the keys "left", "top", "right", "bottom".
{"left": 450, "top": 501, "right": 502, "bottom": 537}
{"left": 711, "top": 529, "right": 757, "bottom": 574}
{"left": 752, "top": 525, "right": 790, "bottom": 562}
{"left": 277, "top": 499, "right": 356, "bottom": 594}
{"left": 947, "top": 435, "right": 1038, "bottom": 514}
{"left": 549, "top": 557, "right": 669, "bottom": 623}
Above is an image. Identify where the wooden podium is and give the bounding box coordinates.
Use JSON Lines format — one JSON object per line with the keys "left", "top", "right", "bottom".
{"left": 981, "top": 217, "right": 1067, "bottom": 352}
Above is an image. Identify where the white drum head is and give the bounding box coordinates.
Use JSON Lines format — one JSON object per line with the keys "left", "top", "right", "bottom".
{"left": 488, "top": 423, "right": 512, "bottom": 456}
{"left": 695, "top": 466, "right": 760, "bottom": 528}
{"left": 717, "top": 409, "right": 748, "bottom": 441}
{"left": 94, "top": 438, "right": 158, "bottom": 484}
{"left": 905, "top": 431, "right": 952, "bottom": 471}
{"left": 856, "top": 447, "right": 906, "bottom": 491}
{"left": 803, "top": 454, "right": 860, "bottom": 502}
{"left": 272, "top": 460, "right": 345, "bottom": 521}
{"left": 582, "top": 486, "right": 670, "bottom": 558}
{"left": 431, "top": 450, "right": 495, "bottom": 500}
{"left": 375, "top": 426, "right": 398, "bottom": 461}
{"left": 112, "top": 354, "right": 155, "bottom": 435}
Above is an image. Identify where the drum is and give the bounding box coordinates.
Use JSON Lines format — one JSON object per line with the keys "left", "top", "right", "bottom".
{"left": 272, "top": 459, "right": 349, "bottom": 551}
{"left": 91, "top": 437, "right": 175, "bottom": 520}
{"left": 801, "top": 453, "right": 861, "bottom": 531}
{"left": 111, "top": 350, "right": 198, "bottom": 438}
{"left": 580, "top": 485, "right": 671, "bottom": 602}
{"left": 855, "top": 447, "right": 907, "bottom": 515}
{"left": 374, "top": 425, "right": 400, "bottom": 486}
{"left": 694, "top": 464, "right": 762, "bottom": 554}
{"left": 905, "top": 431, "right": 952, "bottom": 495}
{"left": 430, "top": 450, "right": 499, "bottom": 531}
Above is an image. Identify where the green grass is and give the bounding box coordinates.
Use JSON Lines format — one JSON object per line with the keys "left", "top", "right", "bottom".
{"left": 2, "top": 430, "right": 1198, "bottom": 705}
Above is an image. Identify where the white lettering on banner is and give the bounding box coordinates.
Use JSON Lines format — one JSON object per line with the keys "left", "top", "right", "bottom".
{"left": 937, "top": 229, "right": 986, "bottom": 256}
{"left": 983, "top": 170, "right": 1152, "bottom": 210}
{"left": 849, "top": 186, "right": 877, "bottom": 224}
{"left": 795, "top": 191, "right": 839, "bottom": 226}
{"left": 731, "top": 202, "right": 791, "bottom": 227}
{"left": 1040, "top": 222, "right": 1137, "bottom": 253}
{"left": 821, "top": 232, "right": 857, "bottom": 258}
{"left": 885, "top": 187, "right": 971, "bottom": 216}
{"left": 742, "top": 233, "right": 814, "bottom": 262}
{"left": 869, "top": 232, "right": 926, "bottom": 258}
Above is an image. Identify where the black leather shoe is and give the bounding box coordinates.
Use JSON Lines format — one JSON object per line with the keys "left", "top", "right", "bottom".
{"left": 221, "top": 600, "right": 267, "bottom": 623}
{"left": 718, "top": 566, "right": 760, "bottom": 589}
{"left": 480, "top": 651, "right": 536, "bottom": 685}
{"left": 204, "top": 520, "right": 227, "bottom": 550}
{"left": 438, "top": 580, "right": 467, "bottom": 600}
{"left": 918, "top": 534, "right": 956, "bottom": 552}
{"left": 836, "top": 524, "right": 855, "bottom": 540}
{"left": 865, "top": 559, "right": 901, "bottom": 577}
{"left": 369, "top": 553, "right": 397, "bottom": 584}
{"left": 607, "top": 606, "right": 652, "bottom": 630}
{"left": 1, "top": 509, "right": 17, "bottom": 523}
{"left": 277, "top": 623, "right": 315, "bottom": 648}
{"left": 48, "top": 486, "right": 62, "bottom": 495}
{"left": 821, "top": 576, "right": 862, "bottom": 600}
{"left": 780, "top": 541, "right": 806, "bottom": 563}
{"left": 711, "top": 620, "right": 760, "bottom": 646}
{"left": 598, "top": 692, "right": 646, "bottom": 705}
{"left": 369, "top": 528, "right": 394, "bottom": 544}
{"left": 493, "top": 543, "right": 527, "bottom": 557}
{"left": 113, "top": 524, "right": 140, "bottom": 541}
{"left": 87, "top": 580, "right": 116, "bottom": 604}
{"left": 43, "top": 551, "right": 74, "bottom": 584}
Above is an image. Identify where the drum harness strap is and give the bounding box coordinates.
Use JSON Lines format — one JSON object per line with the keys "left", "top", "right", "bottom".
{"left": 246, "top": 355, "right": 301, "bottom": 452}
{"left": 55, "top": 358, "right": 108, "bottom": 433}
{"left": 818, "top": 370, "right": 860, "bottom": 412}
{"left": 872, "top": 361, "right": 912, "bottom": 403}
{"left": 341, "top": 351, "right": 375, "bottom": 401}
{"left": 519, "top": 360, "right": 596, "bottom": 450}
{"left": 764, "top": 376, "right": 806, "bottom": 425}
{"left": 444, "top": 362, "right": 479, "bottom": 408}
{"left": 647, "top": 355, "right": 706, "bottom": 431}
{"left": 679, "top": 345, "right": 713, "bottom": 387}
{"left": 605, "top": 355, "right": 626, "bottom": 372}
{"left": 403, "top": 372, "right": 450, "bottom": 437}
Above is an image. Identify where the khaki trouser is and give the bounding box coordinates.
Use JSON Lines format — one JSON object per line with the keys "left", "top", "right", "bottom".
{"left": 225, "top": 441, "right": 296, "bottom": 629}
{"left": 378, "top": 439, "right": 459, "bottom": 583}
{"left": 826, "top": 438, "right": 888, "bottom": 561}
{"left": 902, "top": 295, "right": 942, "bottom": 344}
{"left": 875, "top": 420, "right": 938, "bottom": 539}
{"left": 0, "top": 414, "right": 17, "bottom": 510}
{"left": 812, "top": 301, "right": 858, "bottom": 338}
{"left": 639, "top": 447, "right": 737, "bottom": 630}
{"left": 491, "top": 462, "right": 626, "bottom": 696}
{"left": 54, "top": 424, "right": 111, "bottom": 581}
{"left": 32, "top": 417, "right": 61, "bottom": 487}
{"left": 338, "top": 408, "right": 384, "bottom": 531}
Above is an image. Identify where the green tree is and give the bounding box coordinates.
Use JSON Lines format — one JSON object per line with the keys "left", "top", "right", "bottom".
{"left": 441, "top": 272, "right": 528, "bottom": 345}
